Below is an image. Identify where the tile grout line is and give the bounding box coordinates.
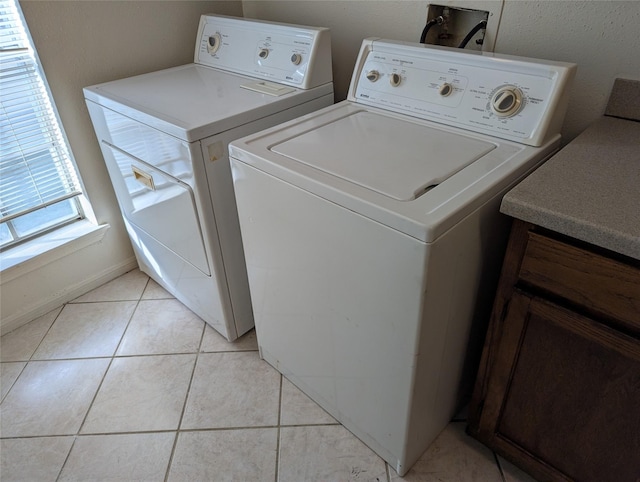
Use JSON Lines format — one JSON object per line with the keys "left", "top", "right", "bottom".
{"left": 25, "top": 351, "right": 204, "bottom": 363}
{"left": 0, "top": 305, "right": 64, "bottom": 404}
{"left": 25, "top": 305, "right": 64, "bottom": 361}
{"left": 163, "top": 319, "right": 207, "bottom": 482}
{"left": 0, "top": 361, "right": 27, "bottom": 405}
{"left": 51, "top": 308, "right": 83, "bottom": 482}
{"left": 23, "top": 344, "right": 230, "bottom": 363}
{"left": 1, "top": 305, "right": 67, "bottom": 477}
{"left": 163, "top": 421, "right": 339, "bottom": 434}
{"left": 55, "top": 283, "right": 148, "bottom": 482}
{"left": 274, "top": 373, "right": 283, "bottom": 482}
{"left": 54, "top": 434, "right": 78, "bottom": 482}
{"left": 75, "top": 290, "right": 145, "bottom": 434}
{"left": 89, "top": 278, "right": 150, "bottom": 359}
{"left": 0, "top": 303, "right": 62, "bottom": 341}
{"left": 0, "top": 429, "right": 175, "bottom": 440}
{"left": 67, "top": 298, "right": 149, "bottom": 304}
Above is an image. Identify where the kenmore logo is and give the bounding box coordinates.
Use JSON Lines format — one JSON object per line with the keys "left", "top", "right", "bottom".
{"left": 360, "top": 94, "right": 369, "bottom": 98}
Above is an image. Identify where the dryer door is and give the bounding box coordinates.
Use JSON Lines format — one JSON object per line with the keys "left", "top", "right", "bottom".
{"left": 104, "top": 143, "right": 211, "bottom": 276}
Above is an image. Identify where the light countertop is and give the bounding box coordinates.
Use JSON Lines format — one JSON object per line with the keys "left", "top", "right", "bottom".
{"left": 501, "top": 115, "right": 640, "bottom": 260}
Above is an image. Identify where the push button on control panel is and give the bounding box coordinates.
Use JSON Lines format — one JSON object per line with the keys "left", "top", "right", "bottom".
{"left": 258, "top": 48, "right": 269, "bottom": 59}
{"left": 291, "top": 53, "right": 302, "bottom": 65}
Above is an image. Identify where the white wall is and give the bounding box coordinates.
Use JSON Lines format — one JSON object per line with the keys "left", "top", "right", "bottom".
{"left": 494, "top": 0, "right": 640, "bottom": 142}
{"left": 1, "top": 1, "right": 243, "bottom": 332}
{"left": 243, "top": 0, "right": 640, "bottom": 142}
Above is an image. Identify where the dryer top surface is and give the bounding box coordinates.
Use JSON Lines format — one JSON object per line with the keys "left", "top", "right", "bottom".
{"left": 84, "top": 64, "right": 331, "bottom": 142}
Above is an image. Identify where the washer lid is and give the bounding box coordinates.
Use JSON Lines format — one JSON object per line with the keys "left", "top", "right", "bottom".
{"left": 271, "top": 111, "right": 495, "bottom": 201}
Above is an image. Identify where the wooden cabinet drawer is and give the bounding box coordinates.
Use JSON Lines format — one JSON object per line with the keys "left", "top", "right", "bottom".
{"left": 519, "top": 231, "right": 640, "bottom": 333}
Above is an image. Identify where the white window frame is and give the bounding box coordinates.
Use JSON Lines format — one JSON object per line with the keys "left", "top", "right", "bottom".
{"left": 1, "top": 0, "right": 87, "bottom": 249}
{"left": 0, "top": 0, "right": 107, "bottom": 274}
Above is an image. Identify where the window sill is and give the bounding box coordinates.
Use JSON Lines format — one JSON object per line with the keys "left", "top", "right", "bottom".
{"left": 1, "top": 221, "right": 110, "bottom": 283}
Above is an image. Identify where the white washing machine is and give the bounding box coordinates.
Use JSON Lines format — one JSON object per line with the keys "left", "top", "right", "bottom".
{"left": 229, "top": 39, "right": 576, "bottom": 474}
{"left": 84, "top": 15, "right": 333, "bottom": 341}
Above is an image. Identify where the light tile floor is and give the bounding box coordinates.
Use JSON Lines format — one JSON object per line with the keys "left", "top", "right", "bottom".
{"left": 0, "top": 269, "right": 538, "bottom": 482}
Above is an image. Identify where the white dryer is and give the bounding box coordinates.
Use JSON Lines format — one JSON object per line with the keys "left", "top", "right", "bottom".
{"left": 84, "top": 15, "right": 333, "bottom": 341}
{"left": 229, "top": 39, "right": 575, "bottom": 474}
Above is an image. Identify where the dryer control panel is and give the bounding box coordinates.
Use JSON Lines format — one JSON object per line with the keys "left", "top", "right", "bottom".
{"left": 195, "top": 15, "right": 332, "bottom": 90}
{"left": 349, "top": 39, "right": 576, "bottom": 146}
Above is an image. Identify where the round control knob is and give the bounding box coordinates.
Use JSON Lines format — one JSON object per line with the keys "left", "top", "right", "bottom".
{"left": 491, "top": 86, "right": 524, "bottom": 117}
{"left": 207, "top": 33, "right": 221, "bottom": 55}
{"left": 258, "top": 48, "right": 269, "bottom": 59}
{"left": 390, "top": 73, "right": 402, "bottom": 87}
{"left": 366, "top": 70, "right": 380, "bottom": 82}
{"left": 290, "top": 53, "right": 302, "bottom": 65}
{"left": 439, "top": 83, "right": 453, "bottom": 97}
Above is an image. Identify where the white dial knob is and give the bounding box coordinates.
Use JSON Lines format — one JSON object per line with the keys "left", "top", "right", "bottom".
{"left": 390, "top": 73, "right": 402, "bottom": 87}
{"left": 366, "top": 70, "right": 380, "bottom": 82}
{"left": 291, "top": 53, "right": 302, "bottom": 65}
{"left": 207, "top": 33, "right": 221, "bottom": 55}
{"left": 491, "top": 86, "right": 524, "bottom": 117}
{"left": 258, "top": 48, "right": 269, "bottom": 59}
{"left": 439, "top": 83, "right": 453, "bottom": 97}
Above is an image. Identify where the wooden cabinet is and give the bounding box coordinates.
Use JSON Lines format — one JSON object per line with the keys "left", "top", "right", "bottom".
{"left": 468, "top": 220, "right": 640, "bottom": 482}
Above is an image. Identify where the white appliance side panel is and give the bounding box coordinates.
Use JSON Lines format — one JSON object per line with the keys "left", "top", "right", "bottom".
{"left": 199, "top": 92, "right": 335, "bottom": 338}
{"left": 232, "top": 159, "right": 438, "bottom": 468}
{"left": 402, "top": 192, "right": 512, "bottom": 472}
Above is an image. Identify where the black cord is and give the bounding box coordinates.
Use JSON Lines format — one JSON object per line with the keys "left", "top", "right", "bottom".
{"left": 419, "top": 16, "right": 444, "bottom": 44}
{"left": 458, "top": 19, "right": 487, "bottom": 49}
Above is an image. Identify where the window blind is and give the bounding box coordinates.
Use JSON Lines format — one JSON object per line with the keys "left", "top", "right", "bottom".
{"left": 0, "top": 0, "right": 82, "bottom": 226}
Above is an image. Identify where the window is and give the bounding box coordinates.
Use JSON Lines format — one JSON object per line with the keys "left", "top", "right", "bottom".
{"left": 0, "top": 0, "right": 84, "bottom": 249}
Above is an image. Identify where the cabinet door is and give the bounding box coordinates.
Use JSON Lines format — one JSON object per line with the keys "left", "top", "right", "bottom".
{"left": 476, "top": 292, "right": 640, "bottom": 482}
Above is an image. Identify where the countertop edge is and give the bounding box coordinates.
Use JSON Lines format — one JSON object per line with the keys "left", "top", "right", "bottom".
{"left": 500, "top": 116, "right": 640, "bottom": 261}
{"left": 500, "top": 197, "right": 640, "bottom": 261}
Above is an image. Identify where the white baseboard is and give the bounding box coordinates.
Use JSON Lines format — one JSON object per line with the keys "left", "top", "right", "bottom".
{"left": 0, "top": 256, "right": 138, "bottom": 335}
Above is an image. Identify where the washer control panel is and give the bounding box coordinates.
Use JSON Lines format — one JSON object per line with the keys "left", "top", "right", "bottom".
{"left": 195, "top": 15, "right": 332, "bottom": 90}
{"left": 350, "top": 39, "right": 576, "bottom": 146}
